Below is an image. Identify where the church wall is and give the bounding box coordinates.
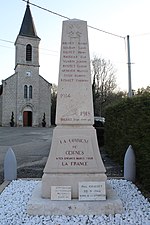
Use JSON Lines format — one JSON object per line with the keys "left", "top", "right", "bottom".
{"left": 2, "top": 75, "right": 17, "bottom": 126}
{"left": 0, "top": 95, "right": 2, "bottom": 126}
{"left": 15, "top": 65, "right": 40, "bottom": 127}
{"left": 39, "top": 76, "right": 51, "bottom": 127}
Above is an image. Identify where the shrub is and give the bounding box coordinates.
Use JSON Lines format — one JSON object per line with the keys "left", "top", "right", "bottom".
{"left": 104, "top": 95, "right": 150, "bottom": 190}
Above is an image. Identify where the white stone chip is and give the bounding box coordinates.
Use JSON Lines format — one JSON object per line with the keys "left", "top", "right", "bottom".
{"left": 0, "top": 179, "right": 149, "bottom": 224}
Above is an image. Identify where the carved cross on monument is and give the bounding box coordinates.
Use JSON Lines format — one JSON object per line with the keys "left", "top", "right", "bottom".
{"left": 42, "top": 19, "right": 107, "bottom": 199}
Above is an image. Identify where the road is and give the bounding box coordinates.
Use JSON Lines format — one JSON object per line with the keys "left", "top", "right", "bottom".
{"left": 0, "top": 127, "right": 123, "bottom": 184}
{"left": 0, "top": 127, "right": 54, "bottom": 183}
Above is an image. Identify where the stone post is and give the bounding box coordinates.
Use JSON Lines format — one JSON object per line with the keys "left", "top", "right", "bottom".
{"left": 4, "top": 147, "right": 17, "bottom": 181}
{"left": 124, "top": 145, "right": 136, "bottom": 182}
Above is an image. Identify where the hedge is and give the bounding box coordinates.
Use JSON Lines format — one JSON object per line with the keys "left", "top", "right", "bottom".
{"left": 104, "top": 95, "right": 150, "bottom": 190}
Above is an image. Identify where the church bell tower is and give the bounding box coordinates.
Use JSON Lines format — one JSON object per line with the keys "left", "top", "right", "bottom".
{"left": 15, "top": 2, "right": 40, "bottom": 75}
{"left": 14, "top": 2, "right": 41, "bottom": 127}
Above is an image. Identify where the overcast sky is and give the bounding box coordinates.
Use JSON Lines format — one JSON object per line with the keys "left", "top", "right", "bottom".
{"left": 0, "top": 0, "right": 150, "bottom": 91}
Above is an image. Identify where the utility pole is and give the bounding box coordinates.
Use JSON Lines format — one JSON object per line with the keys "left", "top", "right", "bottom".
{"left": 127, "top": 35, "right": 132, "bottom": 97}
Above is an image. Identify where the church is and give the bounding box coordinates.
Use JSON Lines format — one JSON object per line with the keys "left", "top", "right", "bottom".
{"left": 0, "top": 3, "right": 52, "bottom": 127}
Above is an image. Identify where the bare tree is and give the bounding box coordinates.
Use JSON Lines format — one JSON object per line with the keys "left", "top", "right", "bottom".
{"left": 51, "top": 83, "right": 57, "bottom": 125}
{"left": 136, "top": 86, "right": 150, "bottom": 96}
{"left": 91, "top": 56, "right": 117, "bottom": 116}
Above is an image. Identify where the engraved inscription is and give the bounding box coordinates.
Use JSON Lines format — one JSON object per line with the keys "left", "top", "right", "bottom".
{"left": 79, "top": 182, "right": 106, "bottom": 201}
{"left": 54, "top": 136, "right": 96, "bottom": 169}
{"left": 61, "top": 40, "right": 89, "bottom": 83}
{"left": 56, "top": 20, "right": 94, "bottom": 125}
{"left": 51, "top": 186, "right": 71, "bottom": 201}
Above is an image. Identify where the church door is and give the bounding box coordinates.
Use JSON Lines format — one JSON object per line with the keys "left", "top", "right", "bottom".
{"left": 23, "top": 111, "right": 32, "bottom": 127}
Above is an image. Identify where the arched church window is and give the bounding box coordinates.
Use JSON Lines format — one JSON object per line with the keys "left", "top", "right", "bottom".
{"left": 29, "top": 85, "right": 32, "bottom": 99}
{"left": 24, "top": 85, "right": 28, "bottom": 98}
{"left": 26, "top": 44, "right": 32, "bottom": 61}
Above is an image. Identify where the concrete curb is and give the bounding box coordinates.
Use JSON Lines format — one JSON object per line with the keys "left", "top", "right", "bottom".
{"left": 0, "top": 181, "right": 10, "bottom": 194}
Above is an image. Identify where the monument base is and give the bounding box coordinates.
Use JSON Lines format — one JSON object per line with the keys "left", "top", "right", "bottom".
{"left": 42, "top": 126, "right": 107, "bottom": 198}
{"left": 42, "top": 173, "right": 107, "bottom": 199}
{"left": 27, "top": 182, "right": 123, "bottom": 215}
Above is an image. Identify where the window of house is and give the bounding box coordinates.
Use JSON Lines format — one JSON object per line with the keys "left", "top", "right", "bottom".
{"left": 24, "top": 85, "right": 28, "bottom": 98}
{"left": 29, "top": 85, "right": 32, "bottom": 99}
{"left": 26, "top": 44, "right": 32, "bottom": 61}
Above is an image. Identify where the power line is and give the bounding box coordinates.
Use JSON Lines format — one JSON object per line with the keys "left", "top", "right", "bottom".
{"left": 0, "top": 45, "right": 14, "bottom": 49}
{"left": 0, "top": 38, "right": 59, "bottom": 55}
{"left": 0, "top": 39, "right": 14, "bottom": 44}
{"left": 88, "top": 25, "right": 125, "bottom": 39}
{"left": 22, "top": 0, "right": 70, "bottom": 20}
{"left": 22, "top": 0, "right": 125, "bottom": 39}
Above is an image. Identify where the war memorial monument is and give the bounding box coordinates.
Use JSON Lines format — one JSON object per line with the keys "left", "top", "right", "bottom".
{"left": 27, "top": 19, "right": 123, "bottom": 215}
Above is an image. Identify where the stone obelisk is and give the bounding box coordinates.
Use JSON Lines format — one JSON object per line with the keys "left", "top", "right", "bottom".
{"left": 42, "top": 19, "right": 107, "bottom": 199}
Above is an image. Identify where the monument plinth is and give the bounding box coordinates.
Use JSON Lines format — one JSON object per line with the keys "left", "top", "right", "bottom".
{"left": 42, "top": 19, "right": 107, "bottom": 199}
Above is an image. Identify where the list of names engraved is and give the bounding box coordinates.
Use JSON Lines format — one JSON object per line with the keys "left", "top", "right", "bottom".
{"left": 61, "top": 41, "right": 89, "bottom": 83}
{"left": 56, "top": 20, "right": 94, "bottom": 125}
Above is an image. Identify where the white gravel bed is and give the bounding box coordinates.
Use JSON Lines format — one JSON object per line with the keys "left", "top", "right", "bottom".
{"left": 0, "top": 179, "right": 149, "bottom": 225}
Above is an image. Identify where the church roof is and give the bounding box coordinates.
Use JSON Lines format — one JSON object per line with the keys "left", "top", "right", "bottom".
{"left": 19, "top": 4, "right": 39, "bottom": 38}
